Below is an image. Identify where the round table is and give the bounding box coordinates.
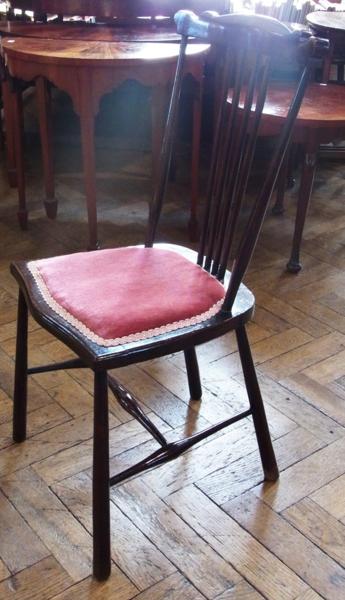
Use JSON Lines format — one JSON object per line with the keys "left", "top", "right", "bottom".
{"left": 258, "top": 82, "right": 345, "bottom": 271}
{"left": 0, "top": 21, "right": 180, "bottom": 190}
{"left": 2, "top": 36, "right": 209, "bottom": 248}
{"left": 0, "top": 20, "right": 181, "bottom": 41}
{"left": 306, "top": 11, "right": 345, "bottom": 82}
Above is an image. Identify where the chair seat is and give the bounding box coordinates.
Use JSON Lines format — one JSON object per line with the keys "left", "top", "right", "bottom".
{"left": 27, "top": 246, "right": 225, "bottom": 348}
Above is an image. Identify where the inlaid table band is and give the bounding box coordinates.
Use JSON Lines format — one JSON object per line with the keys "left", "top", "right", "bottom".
{"left": 2, "top": 36, "right": 209, "bottom": 248}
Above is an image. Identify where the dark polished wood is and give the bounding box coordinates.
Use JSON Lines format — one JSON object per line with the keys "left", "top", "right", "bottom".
{"left": 93, "top": 370, "right": 111, "bottom": 582}
{"left": 2, "top": 36, "right": 208, "bottom": 248}
{"left": 10, "top": 12, "right": 326, "bottom": 580}
{"left": 13, "top": 289, "right": 28, "bottom": 443}
{"left": 257, "top": 82, "right": 345, "bottom": 272}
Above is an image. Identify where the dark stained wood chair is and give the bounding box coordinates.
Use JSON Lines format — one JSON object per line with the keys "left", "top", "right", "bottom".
{"left": 10, "top": 10, "right": 327, "bottom": 581}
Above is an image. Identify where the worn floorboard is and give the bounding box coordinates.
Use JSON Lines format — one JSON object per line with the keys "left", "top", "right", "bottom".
{"left": 0, "top": 123, "right": 345, "bottom": 599}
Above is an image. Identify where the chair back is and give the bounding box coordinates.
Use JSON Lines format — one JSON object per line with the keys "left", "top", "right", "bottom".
{"left": 146, "top": 11, "right": 328, "bottom": 312}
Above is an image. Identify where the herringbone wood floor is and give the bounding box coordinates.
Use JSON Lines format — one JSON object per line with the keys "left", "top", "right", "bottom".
{"left": 1, "top": 133, "right": 345, "bottom": 599}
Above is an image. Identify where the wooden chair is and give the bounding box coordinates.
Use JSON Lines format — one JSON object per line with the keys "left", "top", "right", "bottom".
{"left": 10, "top": 10, "right": 326, "bottom": 581}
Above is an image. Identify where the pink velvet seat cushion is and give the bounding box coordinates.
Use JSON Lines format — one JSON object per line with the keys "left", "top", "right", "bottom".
{"left": 28, "top": 247, "right": 225, "bottom": 347}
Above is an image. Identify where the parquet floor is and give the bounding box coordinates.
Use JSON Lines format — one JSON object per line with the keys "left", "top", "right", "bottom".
{"left": 1, "top": 128, "right": 345, "bottom": 599}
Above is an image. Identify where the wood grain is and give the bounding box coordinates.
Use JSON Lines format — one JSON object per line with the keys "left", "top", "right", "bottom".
{"left": 310, "top": 474, "right": 345, "bottom": 522}
{"left": 166, "top": 486, "right": 309, "bottom": 599}
{"left": 0, "top": 557, "right": 73, "bottom": 600}
{"left": 0, "top": 121, "right": 345, "bottom": 597}
{"left": 0, "top": 468, "right": 93, "bottom": 581}
{"left": 254, "top": 437, "right": 345, "bottom": 511}
{"left": 283, "top": 498, "right": 345, "bottom": 568}
{"left": 112, "top": 480, "right": 241, "bottom": 599}
{"left": 52, "top": 472, "right": 176, "bottom": 591}
{"left": 224, "top": 491, "right": 345, "bottom": 599}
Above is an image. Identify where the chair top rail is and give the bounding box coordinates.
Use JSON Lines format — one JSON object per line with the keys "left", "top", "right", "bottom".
{"left": 147, "top": 10, "right": 329, "bottom": 312}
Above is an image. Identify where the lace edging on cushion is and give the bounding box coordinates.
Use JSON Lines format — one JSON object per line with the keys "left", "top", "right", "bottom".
{"left": 28, "top": 261, "right": 224, "bottom": 348}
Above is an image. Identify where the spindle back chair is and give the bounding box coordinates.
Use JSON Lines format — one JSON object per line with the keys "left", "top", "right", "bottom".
{"left": 10, "top": 11, "right": 327, "bottom": 581}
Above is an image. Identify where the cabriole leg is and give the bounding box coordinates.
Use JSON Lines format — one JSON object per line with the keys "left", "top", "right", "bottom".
{"left": 236, "top": 325, "right": 278, "bottom": 481}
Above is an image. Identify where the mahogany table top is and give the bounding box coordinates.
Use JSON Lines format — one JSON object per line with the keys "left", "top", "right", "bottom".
{"left": 1, "top": 36, "right": 208, "bottom": 66}
{"left": 261, "top": 82, "right": 345, "bottom": 127}
{"left": 306, "top": 11, "right": 345, "bottom": 33}
{"left": 0, "top": 20, "right": 181, "bottom": 42}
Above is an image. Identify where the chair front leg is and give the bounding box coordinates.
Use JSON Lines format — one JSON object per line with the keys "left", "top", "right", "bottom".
{"left": 13, "top": 289, "right": 28, "bottom": 442}
{"left": 93, "top": 370, "right": 111, "bottom": 581}
{"left": 236, "top": 325, "right": 278, "bottom": 482}
{"left": 184, "top": 347, "right": 202, "bottom": 400}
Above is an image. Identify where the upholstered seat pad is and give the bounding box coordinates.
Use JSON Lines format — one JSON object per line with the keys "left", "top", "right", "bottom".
{"left": 28, "top": 247, "right": 225, "bottom": 347}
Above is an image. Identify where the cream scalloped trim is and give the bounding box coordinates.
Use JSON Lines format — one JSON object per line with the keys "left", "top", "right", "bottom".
{"left": 28, "top": 261, "right": 225, "bottom": 348}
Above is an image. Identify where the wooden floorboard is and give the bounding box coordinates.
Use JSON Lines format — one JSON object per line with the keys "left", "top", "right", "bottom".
{"left": 1, "top": 135, "right": 345, "bottom": 599}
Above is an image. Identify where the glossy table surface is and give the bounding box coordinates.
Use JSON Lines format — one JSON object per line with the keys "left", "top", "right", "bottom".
{"left": 1, "top": 35, "right": 208, "bottom": 65}
{"left": 0, "top": 20, "right": 181, "bottom": 41}
{"left": 261, "top": 82, "right": 345, "bottom": 127}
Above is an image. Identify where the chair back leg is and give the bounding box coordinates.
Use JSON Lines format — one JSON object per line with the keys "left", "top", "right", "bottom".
{"left": 184, "top": 348, "right": 202, "bottom": 400}
{"left": 93, "top": 370, "right": 111, "bottom": 580}
{"left": 13, "top": 289, "right": 28, "bottom": 442}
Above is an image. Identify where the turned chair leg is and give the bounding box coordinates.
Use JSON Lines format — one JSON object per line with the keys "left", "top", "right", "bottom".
{"left": 93, "top": 370, "right": 111, "bottom": 581}
{"left": 184, "top": 347, "right": 202, "bottom": 400}
{"left": 13, "top": 289, "right": 28, "bottom": 442}
{"left": 236, "top": 325, "right": 279, "bottom": 482}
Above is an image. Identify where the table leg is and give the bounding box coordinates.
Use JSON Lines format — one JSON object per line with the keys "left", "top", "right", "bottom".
{"left": 12, "top": 80, "right": 27, "bottom": 230}
{"left": 36, "top": 76, "right": 57, "bottom": 219}
{"left": 287, "top": 141, "right": 318, "bottom": 273}
{"left": 79, "top": 96, "right": 99, "bottom": 250}
{"left": 2, "top": 78, "right": 17, "bottom": 188}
